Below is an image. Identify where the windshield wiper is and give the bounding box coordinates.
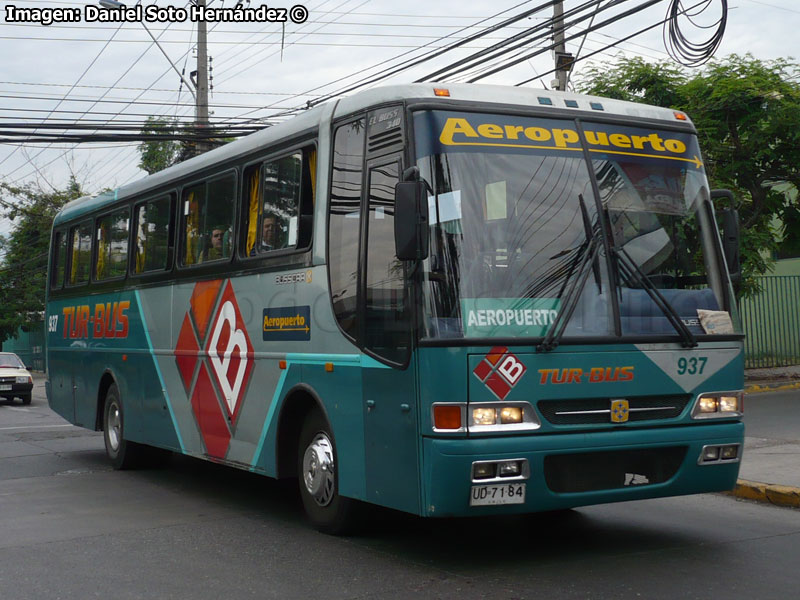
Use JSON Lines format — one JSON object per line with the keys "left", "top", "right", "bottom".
{"left": 613, "top": 246, "right": 698, "bottom": 348}
{"left": 537, "top": 224, "right": 602, "bottom": 353}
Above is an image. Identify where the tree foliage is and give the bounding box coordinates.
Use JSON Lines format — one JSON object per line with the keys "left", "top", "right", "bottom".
{"left": 137, "top": 117, "right": 235, "bottom": 175}
{"left": 0, "top": 178, "right": 84, "bottom": 343}
{"left": 576, "top": 54, "right": 800, "bottom": 295}
{"left": 136, "top": 116, "right": 196, "bottom": 175}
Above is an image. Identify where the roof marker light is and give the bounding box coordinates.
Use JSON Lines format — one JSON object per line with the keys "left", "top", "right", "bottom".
{"left": 537, "top": 96, "right": 553, "bottom": 106}
{"left": 590, "top": 102, "right": 604, "bottom": 111}
{"left": 434, "top": 88, "right": 450, "bottom": 97}
{"left": 674, "top": 111, "right": 688, "bottom": 121}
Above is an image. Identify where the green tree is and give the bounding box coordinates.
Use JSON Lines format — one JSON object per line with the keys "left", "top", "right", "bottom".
{"left": 137, "top": 116, "right": 183, "bottom": 174}
{"left": 137, "top": 117, "right": 234, "bottom": 174}
{"left": 0, "top": 178, "right": 83, "bottom": 343}
{"left": 576, "top": 54, "right": 800, "bottom": 295}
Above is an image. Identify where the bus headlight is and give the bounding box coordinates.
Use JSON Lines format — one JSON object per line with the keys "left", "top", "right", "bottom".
{"left": 468, "top": 402, "right": 540, "bottom": 432}
{"left": 472, "top": 407, "right": 496, "bottom": 426}
{"left": 500, "top": 406, "right": 523, "bottom": 424}
{"left": 692, "top": 391, "right": 743, "bottom": 419}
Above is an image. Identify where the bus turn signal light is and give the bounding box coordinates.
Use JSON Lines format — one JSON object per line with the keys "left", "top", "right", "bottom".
{"left": 434, "top": 405, "right": 462, "bottom": 430}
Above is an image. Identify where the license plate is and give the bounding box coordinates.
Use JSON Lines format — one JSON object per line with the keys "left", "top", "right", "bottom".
{"left": 470, "top": 483, "right": 526, "bottom": 506}
{"left": 0, "top": 385, "right": 11, "bottom": 391}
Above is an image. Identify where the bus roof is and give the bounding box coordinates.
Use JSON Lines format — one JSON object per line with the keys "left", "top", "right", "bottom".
{"left": 54, "top": 83, "right": 692, "bottom": 227}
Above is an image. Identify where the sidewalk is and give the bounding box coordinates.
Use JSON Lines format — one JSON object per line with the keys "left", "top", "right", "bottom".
{"left": 731, "top": 366, "right": 800, "bottom": 508}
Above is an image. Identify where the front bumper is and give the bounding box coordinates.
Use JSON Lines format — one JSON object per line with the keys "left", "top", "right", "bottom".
{"left": 421, "top": 422, "right": 744, "bottom": 517}
{"left": 0, "top": 382, "right": 33, "bottom": 397}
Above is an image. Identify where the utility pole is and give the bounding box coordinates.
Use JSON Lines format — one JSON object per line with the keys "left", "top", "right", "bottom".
{"left": 195, "top": 0, "right": 210, "bottom": 153}
{"left": 552, "top": 1, "right": 573, "bottom": 91}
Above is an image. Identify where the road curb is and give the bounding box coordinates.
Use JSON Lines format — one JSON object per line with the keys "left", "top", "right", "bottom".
{"left": 744, "top": 382, "right": 800, "bottom": 394}
{"left": 725, "top": 479, "right": 800, "bottom": 508}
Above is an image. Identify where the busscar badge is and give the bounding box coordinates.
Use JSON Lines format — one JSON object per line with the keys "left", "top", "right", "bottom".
{"left": 610, "top": 399, "right": 630, "bottom": 423}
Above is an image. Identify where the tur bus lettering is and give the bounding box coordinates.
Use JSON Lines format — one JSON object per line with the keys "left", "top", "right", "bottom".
{"left": 61, "top": 301, "right": 129, "bottom": 339}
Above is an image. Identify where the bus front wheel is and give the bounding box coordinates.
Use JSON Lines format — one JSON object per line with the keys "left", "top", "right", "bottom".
{"left": 103, "top": 383, "right": 143, "bottom": 470}
{"left": 297, "top": 410, "right": 358, "bottom": 534}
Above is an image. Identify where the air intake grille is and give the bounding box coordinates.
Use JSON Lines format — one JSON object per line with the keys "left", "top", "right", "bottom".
{"left": 368, "top": 128, "right": 403, "bottom": 153}
{"left": 544, "top": 446, "right": 687, "bottom": 493}
{"left": 538, "top": 395, "right": 690, "bottom": 425}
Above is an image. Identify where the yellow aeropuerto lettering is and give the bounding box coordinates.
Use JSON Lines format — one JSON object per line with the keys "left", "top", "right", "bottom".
{"left": 664, "top": 139, "right": 686, "bottom": 154}
{"left": 553, "top": 128, "right": 579, "bottom": 148}
{"left": 477, "top": 123, "right": 504, "bottom": 139}
{"left": 583, "top": 131, "right": 609, "bottom": 147}
{"left": 440, "top": 118, "right": 478, "bottom": 145}
{"left": 647, "top": 133, "right": 666, "bottom": 151}
{"left": 609, "top": 133, "right": 632, "bottom": 148}
{"left": 505, "top": 125, "right": 524, "bottom": 139}
{"left": 630, "top": 135, "right": 649, "bottom": 149}
{"left": 524, "top": 126, "right": 552, "bottom": 142}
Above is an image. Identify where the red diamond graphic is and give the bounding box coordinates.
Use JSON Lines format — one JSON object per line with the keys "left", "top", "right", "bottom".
{"left": 175, "top": 313, "right": 199, "bottom": 392}
{"left": 485, "top": 346, "right": 508, "bottom": 366}
{"left": 191, "top": 362, "right": 231, "bottom": 459}
{"left": 485, "top": 371, "right": 513, "bottom": 400}
{"left": 473, "top": 359, "right": 493, "bottom": 382}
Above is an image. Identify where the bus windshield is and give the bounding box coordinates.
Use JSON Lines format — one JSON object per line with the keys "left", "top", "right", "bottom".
{"left": 413, "top": 110, "right": 735, "bottom": 341}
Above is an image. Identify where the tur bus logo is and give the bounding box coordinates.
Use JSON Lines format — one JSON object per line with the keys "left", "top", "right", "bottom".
{"left": 473, "top": 346, "right": 527, "bottom": 400}
{"left": 174, "top": 280, "right": 254, "bottom": 458}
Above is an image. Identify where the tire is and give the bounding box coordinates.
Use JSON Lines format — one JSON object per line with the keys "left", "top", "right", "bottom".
{"left": 20, "top": 394, "right": 31, "bottom": 405}
{"left": 103, "top": 383, "right": 144, "bottom": 470}
{"left": 297, "top": 410, "right": 358, "bottom": 535}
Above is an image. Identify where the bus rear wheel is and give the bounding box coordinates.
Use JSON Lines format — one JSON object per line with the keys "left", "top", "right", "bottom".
{"left": 103, "top": 383, "right": 144, "bottom": 470}
{"left": 297, "top": 410, "right": 358, "bottom": 535}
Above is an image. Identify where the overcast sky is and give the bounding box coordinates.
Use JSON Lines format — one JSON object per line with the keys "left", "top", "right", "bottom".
{"left": 0, "top": 0, "right": 797, "bottom": 240}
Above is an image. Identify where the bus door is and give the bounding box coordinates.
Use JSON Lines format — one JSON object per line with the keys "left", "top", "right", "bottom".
{"left": 361, "top": 156, "right": 421, "bottom": 515}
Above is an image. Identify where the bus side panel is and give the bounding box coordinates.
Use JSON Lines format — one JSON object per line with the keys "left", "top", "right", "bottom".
{"left": 279, "top": 362, "right": 367, "bottom": 502}
{"left": 46, "top": 348, "right": 75, "bottom": 424}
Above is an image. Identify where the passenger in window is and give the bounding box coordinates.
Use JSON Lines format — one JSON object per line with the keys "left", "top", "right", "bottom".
{"left": 261, "top": 215, "right": 278, "bottom": 252}
{"left": 204, "top": 227, "right": 227, "bottom": 261}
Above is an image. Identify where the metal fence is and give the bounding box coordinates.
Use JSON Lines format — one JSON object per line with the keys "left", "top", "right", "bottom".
{"left": 1, "top": 323, "right": 45, "bottom": 371}
{"left": 740, "top": 276, "right": 800, "bottom": 369}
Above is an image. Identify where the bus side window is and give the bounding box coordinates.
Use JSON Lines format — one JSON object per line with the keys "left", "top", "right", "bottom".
{"left": 261, "top": 153, "right": 301, "bottom": 252}
{"left": 181, "top": 183, "right": 205, "bottom": 266}
{"left": 329, "top": 119, "right": 366, "bottom": 341}
{"left": 134, "top": 196, "right": 171, "bottom": 274}
{"left": 204, "top": 174, "right": 235, "bottom": 261}
{"left": 68, "top": 221, "right": 92, "bottom": 286}
{"left": 51, "top": 230, "right": 67, "bottom": 290}
{"left": 181, "top": 175, "right": 236, "bottom": 266}
{"left": 243, "top": 147, "right": 313, "bottom": 257}
{"left": 95, "top": 208, "right": 129, "bottom": 281}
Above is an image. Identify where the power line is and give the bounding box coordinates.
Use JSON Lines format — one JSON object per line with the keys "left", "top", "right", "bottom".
{"left": 516, "top": 0, "right": 716, "bottom": 85}
{"left": 0, "top": 17, "right": 126, "bottom": 178}
{"left": 467, "top": 0, "right": 664, "bottom": 83}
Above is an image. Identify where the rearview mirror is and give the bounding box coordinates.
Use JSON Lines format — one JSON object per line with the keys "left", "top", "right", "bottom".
{"left": 394, "top": 181, "right": 429, "bottom": 261}
{"left": 711, "top": 189, "right": 740, "bottom": 280}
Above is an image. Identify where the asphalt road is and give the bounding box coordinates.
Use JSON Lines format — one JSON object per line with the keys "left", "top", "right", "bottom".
{"left": 1, "top": 384, "right": 798, "bottom": 599}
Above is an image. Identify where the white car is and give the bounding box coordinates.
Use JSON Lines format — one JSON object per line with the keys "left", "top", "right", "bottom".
{"left": 0, "top": 352, "right": 33, "bottom": 405}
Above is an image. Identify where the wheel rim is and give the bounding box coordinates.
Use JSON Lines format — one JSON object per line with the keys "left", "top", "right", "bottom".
{"left": 302, "top": 432, "right": 335, "bottom": 507}
{"left": 107, "top": 401, "right": 121, "bottom": 453}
